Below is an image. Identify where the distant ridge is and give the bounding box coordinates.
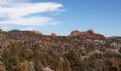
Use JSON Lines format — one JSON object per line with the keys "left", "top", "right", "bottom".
{"left": 0, "top": 29, "right": 107, "bottom": 40}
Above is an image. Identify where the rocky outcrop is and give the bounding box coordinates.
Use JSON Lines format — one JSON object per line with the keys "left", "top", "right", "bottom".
{"left": 69, "top": 29, "right": 105, "bottom": 39}
{"left": 69, "top": 30, "right": 80, "bottom": 37}
{"left": 86, "top": 29, "right": 94, "bottom": 34}
{"left": 50, "top": 33, "right": 57, "bottom": 37}
{"left": 30, "top": 30, "right": 43, "bottom": 35}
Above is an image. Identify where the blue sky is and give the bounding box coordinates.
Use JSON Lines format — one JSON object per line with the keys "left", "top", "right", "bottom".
{"left": 0, "top": 0, "right": 121, "bottom": 36}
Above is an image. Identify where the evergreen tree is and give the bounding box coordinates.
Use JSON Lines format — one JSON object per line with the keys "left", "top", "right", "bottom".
{"left": 63, "top": 57, "right": 71, "bottom": 71}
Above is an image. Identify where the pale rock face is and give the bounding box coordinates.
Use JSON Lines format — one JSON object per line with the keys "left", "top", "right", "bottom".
{"left": 43, "top": 67, "right": 54, "bottom": 71}
{"left": 30, "top": 30, "right": 43, "bottom": 35}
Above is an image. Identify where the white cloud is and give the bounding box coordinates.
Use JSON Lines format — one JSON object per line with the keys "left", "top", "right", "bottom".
{"left": 0, "top": 0, "right": 29, "bottom": 4}
{"left": 0, "top": 16, "right": 54, "bottom": 26}
{"left": 0, "top": 2, "right": 63, "bottom": 18}
{"left": 0, "top": 0, "right": 64, "bottom": 28}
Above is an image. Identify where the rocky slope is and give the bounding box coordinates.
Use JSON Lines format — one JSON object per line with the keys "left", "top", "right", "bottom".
{"left": 0, "top": 29, "right": 121, "bottom": 71}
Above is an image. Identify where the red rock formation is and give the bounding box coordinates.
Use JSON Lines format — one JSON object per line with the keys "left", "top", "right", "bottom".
{"left": 69, "top": 30, "right": 80, "bottom": 37}
{"left": 86, "top": 29, "right": 94, "bottom": 34}
{"left": 69, "top": 29, "right": 105, "bottom": 39}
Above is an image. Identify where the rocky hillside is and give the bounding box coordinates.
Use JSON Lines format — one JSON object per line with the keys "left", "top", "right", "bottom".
{"left": 0, "top": 29, "right": 121, "bottom": 71}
